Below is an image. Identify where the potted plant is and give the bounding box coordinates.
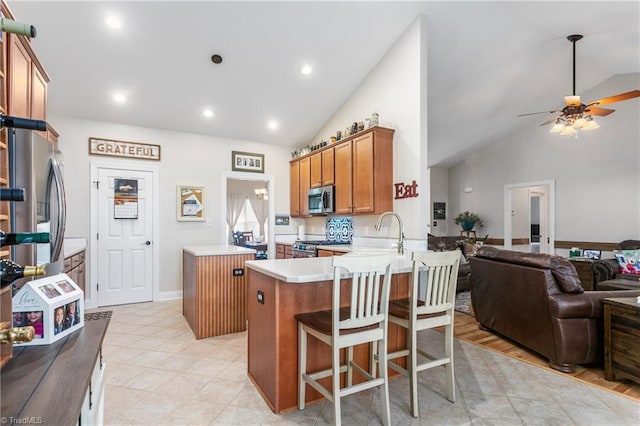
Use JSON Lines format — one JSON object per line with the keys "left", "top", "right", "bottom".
{"left": 454, "top": 211, "right": 484, "bottom": 232}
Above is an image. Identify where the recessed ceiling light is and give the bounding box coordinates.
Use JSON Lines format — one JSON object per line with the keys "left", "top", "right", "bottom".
{"left": 203, "top": 108, "right": 214, "bottom": 118}
{"left": 300, "top": 64, "right": 312, "bottom": 75}
{"left": 105, "top": 15, "right": 122, "bottom": 30}
{"left": 112, "top": 92, "right": 127, "bottom": 104}
{"left": 267, "top": 120, "right": 279, "bottom": 130}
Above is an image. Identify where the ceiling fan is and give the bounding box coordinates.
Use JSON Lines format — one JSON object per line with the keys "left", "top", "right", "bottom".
{"left": 518, "top": 34, "right": 640, "bottom": 135}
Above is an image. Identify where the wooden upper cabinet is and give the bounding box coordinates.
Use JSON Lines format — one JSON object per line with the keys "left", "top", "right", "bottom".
{"left": 290, "top": 161, "right": 301, "bottom": 217}
{"left": 7, "top": 22, "right": 53, "bottom": 143}
{"left": 310, "top": 148, "right": 335, "bottom": 188}
{"left": 334, "top": 142, "right": 353, "bottom": 214}
{"left": 290, "top": 156, "right": 311, "bottom": 217}
{"left": 292, "top": 126, "right": 394, "bottom": 216}
{"left": 298, "top": 156, "right": 311, "bottom": 217}
{"left": 8, "top": 34, "right": 30, "bottom": 119}
{"left": 31, "top": 64, "right": 47, "bottom": 138}
{"left": 352, "top": 133, "right": 376, "bottom": 213}
{"left": 335, "top": 127, "right": 394, "bottom": 215}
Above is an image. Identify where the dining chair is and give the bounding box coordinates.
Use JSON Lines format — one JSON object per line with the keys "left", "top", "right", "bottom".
{"left": 296, "top": 253, "right": 396, "bottom": 426}
{"left": 241, "top": 231, "right": 254, "bottom": 243}
{"left": 387, "top": 250, "right": 460, "bottom": 418}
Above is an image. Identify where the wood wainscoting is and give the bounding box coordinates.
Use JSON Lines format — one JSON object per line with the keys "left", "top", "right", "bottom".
{"left": 483, "top": 239, "right": 621, "bottom": 252}
{"left": 183, "top": 251, "right": 255, "bottom": 339}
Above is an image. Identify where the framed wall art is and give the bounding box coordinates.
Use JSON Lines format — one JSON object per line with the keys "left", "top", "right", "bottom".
{"left": 232, "top": 151, "right": 264, "bottom": 173}
{"left": 177, "top": 185, "right": 205, "bottom": 222}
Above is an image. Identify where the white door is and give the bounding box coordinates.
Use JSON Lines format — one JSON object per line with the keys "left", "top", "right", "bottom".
{"left": 531, "top": 190, "right": 549, "bottom": 254}
{"left": 96, "top": 167, "right": 154, "bottom": 306}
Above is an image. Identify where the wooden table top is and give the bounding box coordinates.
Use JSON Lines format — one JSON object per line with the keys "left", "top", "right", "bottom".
{"left": 0, "top": 311, "right": 111, "bottom": 425}
{"left": 603, "top": 297, "right": 640, "bottom": 311}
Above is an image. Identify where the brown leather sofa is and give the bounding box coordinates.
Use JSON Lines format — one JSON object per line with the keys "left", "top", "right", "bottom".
{"left": 428, "top": 234, "right": 470, "bottom": 292}
{"left": 592, "top": 240, "right": 640, "bottom": 290}
{"left": 469, "top": 246, "right": 640, "bottom": 373}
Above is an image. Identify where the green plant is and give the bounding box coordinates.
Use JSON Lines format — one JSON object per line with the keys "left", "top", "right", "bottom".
{"left": 454, "top": 211, "right": 484, "bottom": 230}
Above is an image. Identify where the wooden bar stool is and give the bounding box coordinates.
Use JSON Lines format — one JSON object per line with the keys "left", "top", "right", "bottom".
{"left": 386, "top": 250, "right": 461, "bottom": 417}
{"left": 296, "top": 253, "right": 396, "bottom": 426}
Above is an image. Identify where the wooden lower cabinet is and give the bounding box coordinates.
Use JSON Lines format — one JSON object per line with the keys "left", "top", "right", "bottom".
{"left": 317, "top": 249, "right": 345, "bottom": 257}
{"left": 276, "top": 243, "right": 293, "bottom": 259}
{"left": 64, "top": 250, "right": 86, "bottom": 293}
{"left": 247, "top": 269, "right": 409, "bottom": 413}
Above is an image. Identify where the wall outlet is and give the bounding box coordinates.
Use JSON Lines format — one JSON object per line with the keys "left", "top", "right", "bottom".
{"left": 233, "top": 268, "right": 244, "bottom": 276}
{"left": 257, "top": 290, "right": 264, "bottom": 304}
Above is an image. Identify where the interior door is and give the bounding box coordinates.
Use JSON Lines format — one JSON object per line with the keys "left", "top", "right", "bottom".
{"left": 97, "top": 167, "right": 154, "bottom": 306}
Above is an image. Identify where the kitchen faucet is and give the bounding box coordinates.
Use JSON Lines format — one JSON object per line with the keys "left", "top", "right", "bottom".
{"left": 374, "top": 211, "right": 405, "bottom": 255}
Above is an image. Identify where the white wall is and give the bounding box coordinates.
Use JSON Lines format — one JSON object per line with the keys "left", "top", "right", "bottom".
{"left": 51, "top": 115, "right": 292, "bottom": 300}
{"left": 308, "top": 16, "right": 426, "bottom": 241}
{"left": 446, "top": 73, "right": 640, "bottom": 244}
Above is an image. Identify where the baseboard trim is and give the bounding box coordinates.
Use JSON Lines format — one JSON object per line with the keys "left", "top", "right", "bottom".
{"left": 157, "top": 290, "right": 182, "bottom": 301}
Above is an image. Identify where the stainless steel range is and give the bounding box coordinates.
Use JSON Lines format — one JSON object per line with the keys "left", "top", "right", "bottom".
{"left": 292, "top": 240, "right": 351, "bottom": 258}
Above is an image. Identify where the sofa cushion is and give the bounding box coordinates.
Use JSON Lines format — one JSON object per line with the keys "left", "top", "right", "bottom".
{"left": 613, "top": 249, "right": 640, "bottom": 275}
{"left": 475, "top": 246, "right": 583, "bottom": 293}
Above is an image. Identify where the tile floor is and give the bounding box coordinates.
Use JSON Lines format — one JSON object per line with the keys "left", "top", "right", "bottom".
{"left": 97, "top": 300, "right": 640, "bottom": 425}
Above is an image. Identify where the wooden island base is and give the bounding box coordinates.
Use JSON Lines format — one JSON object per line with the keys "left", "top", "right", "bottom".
{"left": 247, "top": 268, "right": 409, "bottom": 413}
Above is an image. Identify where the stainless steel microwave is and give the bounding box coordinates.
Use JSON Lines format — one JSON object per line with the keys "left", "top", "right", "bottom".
{"left": 308, "top": 185, "right": 334, "bottom": 215}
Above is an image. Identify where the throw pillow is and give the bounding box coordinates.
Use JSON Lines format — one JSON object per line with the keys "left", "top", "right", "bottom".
{"left": 614, "top": 249, "right": 640, "bottom": 275}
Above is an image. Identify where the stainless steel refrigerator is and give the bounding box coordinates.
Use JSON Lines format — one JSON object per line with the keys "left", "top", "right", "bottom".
{"left": 9, "top": 128, "right": 66, "bottom": 276}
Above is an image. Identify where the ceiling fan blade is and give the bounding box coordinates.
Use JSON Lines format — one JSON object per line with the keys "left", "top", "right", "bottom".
{"left": 587, "top": 90, "right": 640, "bottom": 107}
{"left": 564, "top": 95, "right": 581, "bottom": 106}
{"left": 540, "top": 115, "right": 562, "bottom": 126}
{"left": 517, "top": 109, "right": 561, "bottom": 117}
{"left": 584, "top": 106, "right": 615, "bottom": 116}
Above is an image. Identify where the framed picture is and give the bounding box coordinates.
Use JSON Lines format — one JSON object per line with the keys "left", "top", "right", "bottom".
{"left": 177, "top": 185, "right": 205, "bottom": 222}
{"left": 275, "top": 214, "right": 290, "bottom": 226}
{"left": 433, "top": 202, "right": 446, "bottom": 220}
{"left": 232, "top": 151, "right": 264, "bottom": 173}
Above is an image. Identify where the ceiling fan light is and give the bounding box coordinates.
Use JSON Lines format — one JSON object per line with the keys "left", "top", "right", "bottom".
{"left": 572, "top": 117, "right": 587, "bottom": 128}
{"left": 560, "top": 126, "right": 576, "bottom": 136}
{"left": 582, "top": 119, "right": 599, "bottom": 131}
{"left": 564, "top": 95, "right": 581, "bottom": 106}
{"left": 550, "top": 122, "right": 565, "bottom": 133}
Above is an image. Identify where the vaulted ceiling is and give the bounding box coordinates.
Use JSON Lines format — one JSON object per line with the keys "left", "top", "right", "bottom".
{"left": 10, "top": 1, "right": 640, "bottom": 167}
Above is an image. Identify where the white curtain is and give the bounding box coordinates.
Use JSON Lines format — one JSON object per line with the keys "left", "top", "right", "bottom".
{"left": 227, "top": 192, "right": 245, "bottom": 244}
{"left": 248, "top": 196, "right": 269, "bottom": 239}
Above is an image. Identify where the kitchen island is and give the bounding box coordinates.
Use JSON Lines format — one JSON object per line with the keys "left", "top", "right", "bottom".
{"left": 182, "top": 245, "right": 256, "bottom": 339}
{"left": 244, "top": 254, "right": 412, "bottom": 413}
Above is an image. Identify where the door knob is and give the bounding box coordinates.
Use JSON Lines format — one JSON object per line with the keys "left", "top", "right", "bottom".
{"left": 143, "top": 241, "right": 151, "bottom": 246}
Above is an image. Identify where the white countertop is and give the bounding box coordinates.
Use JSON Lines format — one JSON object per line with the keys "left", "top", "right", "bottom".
{"left": 245, "top": 250, "right": 414, "bottom": 283}
{"left": 63, "top": 238, "right": 87, "bottom": 258}
{"left": 183, "top": 245, "right": 256, "bottom": 256}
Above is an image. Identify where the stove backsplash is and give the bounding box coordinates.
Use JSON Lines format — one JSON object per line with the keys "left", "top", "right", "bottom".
{"left": 325, "top": 217, "right": 353, "bottom": 243}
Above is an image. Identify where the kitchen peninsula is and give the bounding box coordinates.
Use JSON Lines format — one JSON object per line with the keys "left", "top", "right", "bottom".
{"left": 244, "top": 254, "right": 412, "bottom": 413}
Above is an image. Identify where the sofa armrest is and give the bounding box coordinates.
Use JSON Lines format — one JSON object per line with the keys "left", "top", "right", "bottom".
{"left": 615, "top": 273, "right": 640, "bottom": 283}
{"left": 549, "top": 290, "right": 640, "bottom": 319}
{"left": 592, "top": 259, "right": 619, "bottom": 285}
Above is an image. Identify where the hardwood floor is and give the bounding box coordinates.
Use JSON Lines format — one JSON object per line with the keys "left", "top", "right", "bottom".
{"left": 452, "top": 311, "right": 640, "bottom": 402}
